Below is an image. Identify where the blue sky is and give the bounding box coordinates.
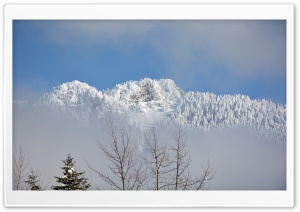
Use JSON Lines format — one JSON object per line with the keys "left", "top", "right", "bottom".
{"left": 13, "top": 20, "right": 286, "bottom": 104}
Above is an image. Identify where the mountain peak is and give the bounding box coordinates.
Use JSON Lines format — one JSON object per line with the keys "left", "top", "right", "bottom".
{"left": 111, "top": 78, "right": 184, "bottom": 103}
{"left": 59, "top": 80, "right": 91, "bottom": 90}
{"left": 33, "top": 78, "right": 286, "bottom": 142}
{"left": 39, "top": 80, "right": 102, "bottom": 107}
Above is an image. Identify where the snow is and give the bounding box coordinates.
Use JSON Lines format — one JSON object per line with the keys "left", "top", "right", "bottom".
{"left": 31, "top": 78, "right": 286, "bottom": 142}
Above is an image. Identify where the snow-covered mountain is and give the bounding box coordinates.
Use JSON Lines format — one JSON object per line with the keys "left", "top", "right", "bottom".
{"left": 24, "top": 78, "right": 285, "bottom": 142}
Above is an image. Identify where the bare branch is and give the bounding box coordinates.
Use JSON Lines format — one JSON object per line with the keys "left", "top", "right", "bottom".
{"left": 13, "top": 146, "right": 30, "bottom": 190}
{"left": 195, "top": 161, "right": 216, "bottom": 190}
{"left": 144, "top": 127, "right": 172, "bottom": 190}
{"left": 87, "top": 116, "right": 146, "bottom": 190}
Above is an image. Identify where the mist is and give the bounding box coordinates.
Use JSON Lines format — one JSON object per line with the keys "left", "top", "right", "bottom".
{"left": 13, "top": 103, "right": 286, "bottom": 190}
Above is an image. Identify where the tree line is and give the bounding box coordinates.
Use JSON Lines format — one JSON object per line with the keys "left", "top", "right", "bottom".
{"left": 13, "top": 118, "right": 215, "bottom": 191}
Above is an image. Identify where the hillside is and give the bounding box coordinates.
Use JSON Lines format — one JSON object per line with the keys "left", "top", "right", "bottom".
{"left": 21, "top": 78, "right": 285, "bottom": 142}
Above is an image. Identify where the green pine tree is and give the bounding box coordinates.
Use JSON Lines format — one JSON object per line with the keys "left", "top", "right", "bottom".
{"left": 52, "top": 154, "right": 90, "bottom": 190}
{"left": 25, "top": 168, "right": 42, "bottom": 190}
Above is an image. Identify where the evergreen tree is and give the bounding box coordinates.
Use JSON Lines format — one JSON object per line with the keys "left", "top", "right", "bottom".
{"left": 52, "top": 154, "right": 90, "bottom": 190}
{"left": 25, "top": 168, "right": 42, "bottom": 190}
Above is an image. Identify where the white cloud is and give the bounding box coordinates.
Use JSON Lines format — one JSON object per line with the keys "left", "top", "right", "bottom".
{"left": 41, "top": 20, "right": 286, "bottom": 88}
{"left": 43, "top": 20, "right": 156, "bottom": 45}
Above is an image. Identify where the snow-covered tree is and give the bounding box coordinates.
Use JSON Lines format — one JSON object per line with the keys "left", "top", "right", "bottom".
{"left": 36, "top": 78, "right": 286, "bottom": 143}
{"left": 52, "top": 154, "right": 90, "bottom": 190}
{"left": 25, "top": 168, "right": 42, "bottom": 190}
{"left": 140, "top": 80, "right": 160, "bottom": 102}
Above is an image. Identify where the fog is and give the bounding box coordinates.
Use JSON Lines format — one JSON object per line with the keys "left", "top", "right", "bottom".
{"left": 13, "top": 104, "right": 286, "bottom": 190}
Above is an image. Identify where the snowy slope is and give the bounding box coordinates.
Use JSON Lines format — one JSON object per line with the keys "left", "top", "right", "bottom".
{"left": 39, "top": 80, "right": 103, "bottom": 109}
{"left": 32, "top": 78, "right": 285, "bottom": 142}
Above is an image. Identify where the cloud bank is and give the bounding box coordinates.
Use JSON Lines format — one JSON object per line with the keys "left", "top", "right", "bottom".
{"left": 13, "top": 104, "right": 286, "bottom": 190}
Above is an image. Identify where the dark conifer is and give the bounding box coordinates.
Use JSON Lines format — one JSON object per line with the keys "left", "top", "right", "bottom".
{"left": 52, "top": 154, "right": 90, "bottom": 190}
{"left": 25, "top": 168, "right": 42, "bottom": 190}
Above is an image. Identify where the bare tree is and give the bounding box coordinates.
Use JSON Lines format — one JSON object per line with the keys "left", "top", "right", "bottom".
{"left": 194, "top": 160, "right": 215, "bottom": 190}
{"left": 87, "top": 117, "right": 147, "bottom": 190}
{"left": 143, "top": 127, "right": 172, "bottom": 190}
{"left": 13, "top": 146, "right": 30, "bottom": 190}
{"left": 169, "top": 126, "right": 216, "bottom": 190}
{"left": 169, "top": 126, "right": 192, "bottom": 190}
{"left": 87, "top": 119, "right": 215, "bottom": 190}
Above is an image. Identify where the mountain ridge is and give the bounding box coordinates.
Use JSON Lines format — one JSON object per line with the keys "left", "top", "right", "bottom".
{"left": 16, "top": 78, "right": 286, "bottom": 142}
